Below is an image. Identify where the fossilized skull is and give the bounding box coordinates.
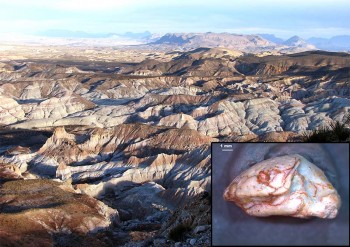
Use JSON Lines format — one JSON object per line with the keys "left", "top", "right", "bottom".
{"left": 223, "top": 154, "right": 341, "bottom": 219}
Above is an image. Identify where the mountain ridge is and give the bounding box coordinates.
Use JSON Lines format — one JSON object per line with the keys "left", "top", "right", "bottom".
{"left": 3, "top": 31, "right": 349, "bottom": 52}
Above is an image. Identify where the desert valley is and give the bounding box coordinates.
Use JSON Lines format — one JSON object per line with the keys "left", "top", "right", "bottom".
{"left": 0, "top": 32, "right": 349, "bottom": 246}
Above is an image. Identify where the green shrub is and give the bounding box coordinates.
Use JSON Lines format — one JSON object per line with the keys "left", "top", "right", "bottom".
{"left": 303, "top": 115, "right": 350, "bottom": 142}
{"left": 168, "top": 224, "right": 191, "bottom": 242}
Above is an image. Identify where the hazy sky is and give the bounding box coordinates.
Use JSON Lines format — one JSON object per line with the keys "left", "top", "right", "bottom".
{"left": 0, "top": 0, "right": 349, "bottom": 38}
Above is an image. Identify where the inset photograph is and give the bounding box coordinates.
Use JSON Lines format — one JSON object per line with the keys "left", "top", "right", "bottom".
{"left": 212, "top": 143, "right": 349, "bottom": 246}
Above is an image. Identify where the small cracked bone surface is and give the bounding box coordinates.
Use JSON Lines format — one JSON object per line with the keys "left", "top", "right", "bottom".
{"left": 223, "top": 154, "right": 341, "bottom": 219}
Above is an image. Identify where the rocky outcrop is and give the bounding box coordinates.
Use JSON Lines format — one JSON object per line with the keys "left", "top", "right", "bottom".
{"left": 153, "top": 191, "right": 211, "bottom": 246}
{"left": 0, "top": 96, "right": 25, "bottom": 125}
{"left": 0, "top": 178, "right": 118, "bottom": 246}
{"left": 25, "top": 91, "right": 95, "bottom": 120}
{"left": 244, "top": 98, "right": 283, "bottom": 134}
{"left": 0, "top": 163, "right": 23, "bottom": 182}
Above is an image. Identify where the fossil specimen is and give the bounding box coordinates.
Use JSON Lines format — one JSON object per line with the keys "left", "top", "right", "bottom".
{"left": 224, "top": 154, "right": 341, "bottom": 218}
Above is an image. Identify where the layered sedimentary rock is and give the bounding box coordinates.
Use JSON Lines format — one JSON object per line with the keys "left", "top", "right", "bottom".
{"left": 0, "top": 96, "right": 25, "bottom": 125}
{"left": 0, "top": 122, "right": 212, "bottom": 245}
{"left": 0, "top": 163, "right": 23, "bottom": 181}
{"left": 0, "top": 48, "right": 349, "bottom": 245}
{"left": 1, "top": 51, "right": 348, "bottom": 138}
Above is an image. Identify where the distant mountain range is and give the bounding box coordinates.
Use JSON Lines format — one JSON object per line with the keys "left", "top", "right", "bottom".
{"left": 259, "top": 33, "right": 350, "bottom": 51}
{"left": 148, "top": 32, "right": 275, "bottom": 52}
{"left": 143, "top": 33, "right": 323, "bottom": 53}
{"left": 31, "top": 30, "right": 350, "bottom": 52}
{"left": 307, "top": 35, "right": 350, "bottom": 51}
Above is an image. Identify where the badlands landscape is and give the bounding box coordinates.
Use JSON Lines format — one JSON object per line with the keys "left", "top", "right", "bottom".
{"left": 0, "top": 33, "right": 349, "bottom": 246}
